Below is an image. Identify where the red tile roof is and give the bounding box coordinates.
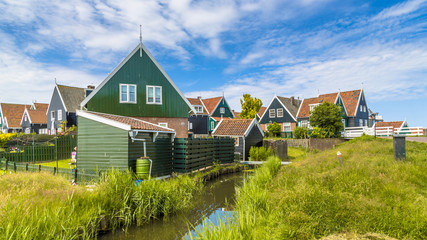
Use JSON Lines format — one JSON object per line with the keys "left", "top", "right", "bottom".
{"left": 211, "top": 116, "right": 232, "bottom": 122}
{"left": 375, "top": 121, "right": 404, "bottom": 129}
{"left": 187, "top": 97, "right": 208, "bottom": 114}
{"left": 297, "top": 93, "right": 338, "bottom": 118}
{"left": 202, "top": 97, "right": 222, "bottom": 114}
{"left": 1, "top": 103, "right": 31, "bottom": 128}
{"left": 33, "top": 103, "right": 49, "bottom": 111}
{"left": 88, "top": 112, "right": 174, "bottom": 132}
{"left": 233, "top": 111, "right": 241, "bottom": 119}
{"left": 340, "top": 90, "right": 361, "bottom": 117}
{"left": 212, "top": 119, "right": 254, "bottom": 136}
{"left": 27, "top": 110, "right": 47, "bottom": 124}
{"left": 257, "top": 106, "right": 267, "bottom": 117}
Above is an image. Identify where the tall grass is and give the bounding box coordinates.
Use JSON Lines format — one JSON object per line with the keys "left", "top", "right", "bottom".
{"left": 0, "top": 170, "right": 202, "bottom": 239}
{"left": 192, "top": 136, "right": 427, "bottom": 239}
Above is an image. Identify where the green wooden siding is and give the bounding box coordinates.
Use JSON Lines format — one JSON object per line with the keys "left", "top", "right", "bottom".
{"left": 86, "top": 48, "right": 188, "bottom": 118}
{"left": 209, "top": 117, "right": 216, "bottom": 131}
{"left": 128, "top": 133, "right": 173, "bottom": 177}
{"left": 211, "top": 98, "right": 234, "bottom": 118}
{"left": 336, "top": 96, "right": 348, "bottom": 127}
{"left": 77, "top": 117, "right": 129, "bottom": 174}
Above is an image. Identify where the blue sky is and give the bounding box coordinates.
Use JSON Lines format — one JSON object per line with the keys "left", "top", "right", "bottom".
{"left": 0, "top": 0, "right": 426, "bottom": 126}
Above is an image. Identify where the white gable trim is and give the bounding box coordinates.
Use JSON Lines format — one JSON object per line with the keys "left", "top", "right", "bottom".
{"left": 336, "top": 93, "right": 348, "bottom": 115}
{"left": 353, "top": 89, "right": 363, "bottom": 116}
{"left": 77, "top": 110, "right": 131, "bottom": 131}
{"left": 296, "top": 99, "right": 304, "bottom": 119}
{"left": 20, "top": 108, "right": 32, "bottom": 125}
{"left": 80, "top": 43, "right": 195, "bottom": 113}
{"left": 211, "top": 119, "right": 223, "bottom": 135}
{"left": 46, "top": 84, "right": 68, "bottom": 115}
{"left": 0, "top": 104, "right": 3, "bottom": 126}
{"left": 259, "top": 96, "right": 275, "bottom": 122}
{"left": 223, "top": 97, "right": 235, "bottom": 118}
{"left": 199, "top": 98, "right": 209, "bottom": 114}
{"left": 244, "top": 118, "right": 264, "bottom": 138}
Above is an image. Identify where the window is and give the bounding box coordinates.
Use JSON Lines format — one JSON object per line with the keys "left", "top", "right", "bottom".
{"left": 147, "top": 85, "right": 162, "bottom": 104}
{"left": 220, "top": 107, "right": 225, "bottom": 114}
{"left": 120, "top": 84, "right": 137, "bottom": 103}
{"left": 158, "top": 123, "right": 168, "bottom": 128}
{"left": 360, "top": 105, "right": 363, "bottom": 112}
{"left": 188, "top": 122, "right": 193, "bottom": 130}
{"left": 24, "top": 114, "right": 27, "bottom": 122}
{"left": 57, "top": 110, "right": 62, "bottom": 121}
{"left": 25, "top": 128, "right": 30, "bottom": 134}
{"left": 194, "top": 105, "right": 204, "bottom": 113}
{"left": 300, "top": 120, "right": 308, "bottom": 128}
{"left": 342, "top": 119, "right": 346, "bottom": 127}
{"left": 309, "top": 103, "right": 320, "bottom": 113}
{"left": 359, "top": 119, "right": 363, "bottom": 126}
{"left": 364, "top": 106, "right": 367, "bottom": 112}
{"left": 283, "top": 122, "right": 291, "bottom": 131}
{"left": 269, "top": 109, "right": 275, "bottom": 118}
{"left": 211, "top": 121, "right": 215, "bottom": 130}
{"left": 51, "top": 111, "right": 55, "bottom": 119}
{"left": 364, "top": 119, "right": 368, "bottom": 126}
{"left": 277, "top": 108, "right": 283, "bottom": 118}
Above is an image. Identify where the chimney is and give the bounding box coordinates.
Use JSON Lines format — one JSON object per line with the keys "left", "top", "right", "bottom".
{"left": 85, "top": 85, "right": 95, "bottom": 97}
{"left": 290, "top": 96, "right": 294, "bottom": 106}
{"left": 87, "top": 85, "right": 95, "bottom": 89}
{"left": 197, "top": 96, "right": 202, "bottom": 99}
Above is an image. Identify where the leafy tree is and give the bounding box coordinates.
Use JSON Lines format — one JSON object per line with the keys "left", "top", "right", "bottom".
{"left": 294, "top": 126, "right": 309, "bottom": 139}
{"left": 310, "top": 127, "right": 334, "bottom": 138}
{"left": 309, "top": 102, "right": 343, "bottom": 137}
{"left": 267, "top": 122, "right": 281, "bottom": 137}
{"left": 240, "top": 94, "right": 262, "bottom": 119}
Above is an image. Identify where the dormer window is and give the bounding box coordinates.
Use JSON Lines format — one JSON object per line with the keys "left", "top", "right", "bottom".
{"left": 120, "top": 84, "right": 137, "bottom": 103}
{"left": 194, "top": 105, "right": 204, "bottom": 113}
{"left": 309, "top": 103, "right": 320, "bottom": 113}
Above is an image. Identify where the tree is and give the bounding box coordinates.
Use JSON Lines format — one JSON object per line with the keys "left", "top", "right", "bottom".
{"left": 293, "top": 126, "right": 309, "bottom": 139}
{"left": 267, "top": 122, "right": 281, "bottom": 137}
{"left": 309, "top": 102, "right": 344, "bottom": 137}
{"left": 240, "top": 94, "right": 262, "bottom": 119}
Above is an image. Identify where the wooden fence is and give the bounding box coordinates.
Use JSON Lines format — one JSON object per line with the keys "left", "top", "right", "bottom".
{"left": 0, "top": 135, "right": 77, "bottom": 163}
{"left": 173, "top": 138, "right": 235, "bottom": 173}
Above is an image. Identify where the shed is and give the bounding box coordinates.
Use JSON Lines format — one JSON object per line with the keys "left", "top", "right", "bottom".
{"left": 76, "top": 110, "right": 176, "bottom": 178}
{"left": 212, "top": 119, "right": 264, "bottom": 160}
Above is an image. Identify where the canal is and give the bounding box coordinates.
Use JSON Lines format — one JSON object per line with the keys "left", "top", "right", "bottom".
{"left": 100, "top": 172, "right": 246, "bottom": 240}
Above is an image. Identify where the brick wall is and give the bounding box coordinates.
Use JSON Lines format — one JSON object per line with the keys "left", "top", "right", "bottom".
{"left": 135, "top": 117, "right": 188, "bottom": 138}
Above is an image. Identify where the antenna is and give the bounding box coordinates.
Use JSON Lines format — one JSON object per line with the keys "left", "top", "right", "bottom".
{"left": 55, "top": 78, "right": 57, "bottom": 84}
{"left": 361, "top": 82, "right": 364, "bottom": 90}
{"left": 139, "top": 25, "right": 143, "bottom": 57}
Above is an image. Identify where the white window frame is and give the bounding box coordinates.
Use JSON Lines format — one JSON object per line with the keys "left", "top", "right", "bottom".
{"left": 234, "top": 137, "right": 239, "bottom": 147}
{"left": 269, "top": 109, "right": 275, "bottom": 118}
{"left": 359, "top": 119, "right": 363, "bottom": 126}
{"left": 283, "top": 122, "right": 291, "bottom": 131}
{"left": 277, "top": 108, "right": 284, "bottom": 118}
{"left": 194, "top": 105, "right": 204, "bottom": 113}
{"left": 57, "top": 109, "right": 63, "bottom": 121}
{"left": 24, "top": 114, "right": 28, "bottom": 122}
{"left": 146, "top": 85, "right": 162, "bottom": 104}
{"left": 301, "top": 120, "right": 308, "bottom": 128}
{"left": 220, "top": 107, "right": 225, "bottom": 114}
{"left": 188, "top": 122, "right": 193, "bottom": 130}
{"left": 360, "top": 105, "right": 363, "bottom": 112}
{"left": 364, "top": 119, "right": 368, "bottom": 126}
{"left": 158, "top": 122, "right": 168, "bottom": 128}
{"left": 309, "top": 103, "right": 320, "bottom": 113}
{"left": 120, "top": 84, "right": 137, "bottom": 104}
{"left": 211, "top": 121, "right": 215, "bottom": 130}
{"left": 51, "top": 111, "right": 55, "bottom": 120}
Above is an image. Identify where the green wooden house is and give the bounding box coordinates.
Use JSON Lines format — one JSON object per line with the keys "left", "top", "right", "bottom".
{"left": 80, "top": 42, "right": 195, "bottom": 138}
{"left": 76, "top": 110, "right": 175, "bottom": 178}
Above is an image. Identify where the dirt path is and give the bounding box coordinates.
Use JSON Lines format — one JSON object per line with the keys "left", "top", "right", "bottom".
{"left": 406, "top": 137, "right": 427, "bottom": 143}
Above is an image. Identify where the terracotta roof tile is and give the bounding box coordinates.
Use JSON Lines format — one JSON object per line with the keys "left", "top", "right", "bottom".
{"left": 1, "top": 103, "right": 31, "bottom": 128}
{"left": 88, "top": 112, "right": 174, "bottom": 132}
{"left": 340, "top": 90, "right": 361, "bottom": 117}
{"left": 202, "top": 97, "right": 222, "bottom": 114}
{"left": 375, "top": 121, "right": 404, "bottom": 129}
{"left": 297, "top": 93, "right": 337, "bottom": 118}
{"left": 211, "top": 116, "right": 232, "bottom": 122}
{"left": 187, "top": 97, "right": 208, "bottom": 114}
{"left": 233, "top": 111, "right": 241, "bottom": 119}
{"left": 33, "top": 103, "right": 49, "bottom": 111}
{"left": 257, "top": 106, "right": 267, "bottom": 117}
{"left": 213, "top": 119, "right": 254, "bottom": 136}
{"left": 27, "top": 110, "right": 47, "bottom": 124}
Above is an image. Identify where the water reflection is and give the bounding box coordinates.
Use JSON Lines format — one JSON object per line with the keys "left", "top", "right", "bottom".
{"left": 100, "top": 173, "right": 245, "bottom": 240}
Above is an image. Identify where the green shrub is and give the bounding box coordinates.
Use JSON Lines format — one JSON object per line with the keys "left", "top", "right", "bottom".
{"left": 310, "top": 127, "right": 334, "bottom": 138}
{"left": 0, "top": 133, "right": 17, "bottom": 147}
{"left": 294, "top": 126, "right": 308, "bottom": 139}
{"left": 267, "top": 122, "right": 281, "bottom": 137}
{"left": 249, "top": 146, "right": 273, "bottom": 161}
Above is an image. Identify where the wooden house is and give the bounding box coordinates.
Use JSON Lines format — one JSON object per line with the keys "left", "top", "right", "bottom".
{"left": 0, "top": 103, "right": 31, "bottom": 133}
{"left": 296, "top": 89, "right": 368, "bottom": 128}
{"left": 21, "top": 103, "right": 49, "bottom": 134}
{"left": 76, "top": 110, "right": 175, "bottom": 177}
{"left": 212, "top": 119, "right": 264, "bottom": 160}
{"left": 80, "top": 42, "right": 194, "bottom": 138}
{"left": 46, "top": 84, "right": 87, "bottom": 134}
{"left": 259, "top": 96, "right": 301, "bottom": 132}
{"left": 187, "top": 96, "right": 234, "bottom": 135}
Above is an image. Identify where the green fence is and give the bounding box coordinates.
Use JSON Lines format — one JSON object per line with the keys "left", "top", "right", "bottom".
{"left": 173, "top": 137, "right": 234, "bottom": 173}
{"left": 0, "top": 135, "right": 77, "bottom": 163}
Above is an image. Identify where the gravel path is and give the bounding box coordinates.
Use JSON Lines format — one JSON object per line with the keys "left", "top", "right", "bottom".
{"left": 406, "top": 137, "right": 427, "bottom": 143}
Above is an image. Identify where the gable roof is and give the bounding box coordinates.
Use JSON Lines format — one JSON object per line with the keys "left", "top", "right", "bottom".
{"left": 1, "top": 103, "right": 31, "bottom": 128}
{"left": 77, "top": 110, "right": 175, "bottom": 132}
{"left": 33, "top": 103, "right": 49, "bottom": 111}
{"left": 375, "top": 121, "right": 405, "bottom": 129}
{"left": 56, "top": 84, "right": 86, "bottom": 113}
{"left": 297, "top": 92, "right": 339, "bottom": 118}
{"left": 212, "top": 119, "right": 263, "bottom": 137}
{"left": 340, "top": 89, "right": 362, "bottom": 117}
{"left": 80, "top": 43, "right": 195, "bottom": 113}
{"left": 23, "top": 108, "right": 48, "bottom": 124}
{"left": 187, "top": 97, "right": 208, "bottom": 114}
{"left": 276, "top": 96, "right": 302, "bottom": 120}
{"left": 257, "top": 106, "right": 267, "bottom": 118}
{"left": 202, "top": 97, "right": 223, "bottom": 114}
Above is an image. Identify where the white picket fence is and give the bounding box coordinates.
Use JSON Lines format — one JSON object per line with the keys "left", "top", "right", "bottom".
{"left": 343, "top": 126, "right": 424, "bottom": 138}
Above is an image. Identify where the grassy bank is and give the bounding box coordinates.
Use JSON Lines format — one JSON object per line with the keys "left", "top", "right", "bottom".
{"left": 192, "top": 136, "right": 427, "bottom": 239}
{"left": 0, "top": 169, "right": 202, "bottom": 239}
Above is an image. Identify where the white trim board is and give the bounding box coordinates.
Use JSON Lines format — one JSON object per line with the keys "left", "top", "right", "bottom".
{"left": 77, "top": 110, "right": 131, "bottom": 131}
{"left": 20, "top": 108, "right": 32, "bottom": 125}
{"left": 80, "top": 43, "right": 196, "bottom": 114}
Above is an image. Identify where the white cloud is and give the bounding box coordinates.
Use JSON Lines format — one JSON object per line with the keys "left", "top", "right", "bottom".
{"left": 374, "top": 0, "right": 427, "bottom": 20}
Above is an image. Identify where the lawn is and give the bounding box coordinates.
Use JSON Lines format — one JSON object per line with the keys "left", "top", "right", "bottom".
{"left": 287, "top": 146, "right": 308, "bottom": 160}
{"left": 37, "top": 159, "right": 75, "bottom": 169}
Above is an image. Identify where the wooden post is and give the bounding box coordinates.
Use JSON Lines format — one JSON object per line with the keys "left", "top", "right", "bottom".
{"left": 39, "top": 164, "right": 41, "bottom": 172}
{"left": 54, "top": 167, "right": 57, "bottom": 175}
{"left": 337, "top": 151, "right": 343, "bottom": 166}
{"left": 26, "top": 163, "right": 28, "bottom": 172}
{"left": 14, "top": 162, "right": 16, "bottom": 172}
{"left": 74, "top": 168, "right": 78, "bottom": 182}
